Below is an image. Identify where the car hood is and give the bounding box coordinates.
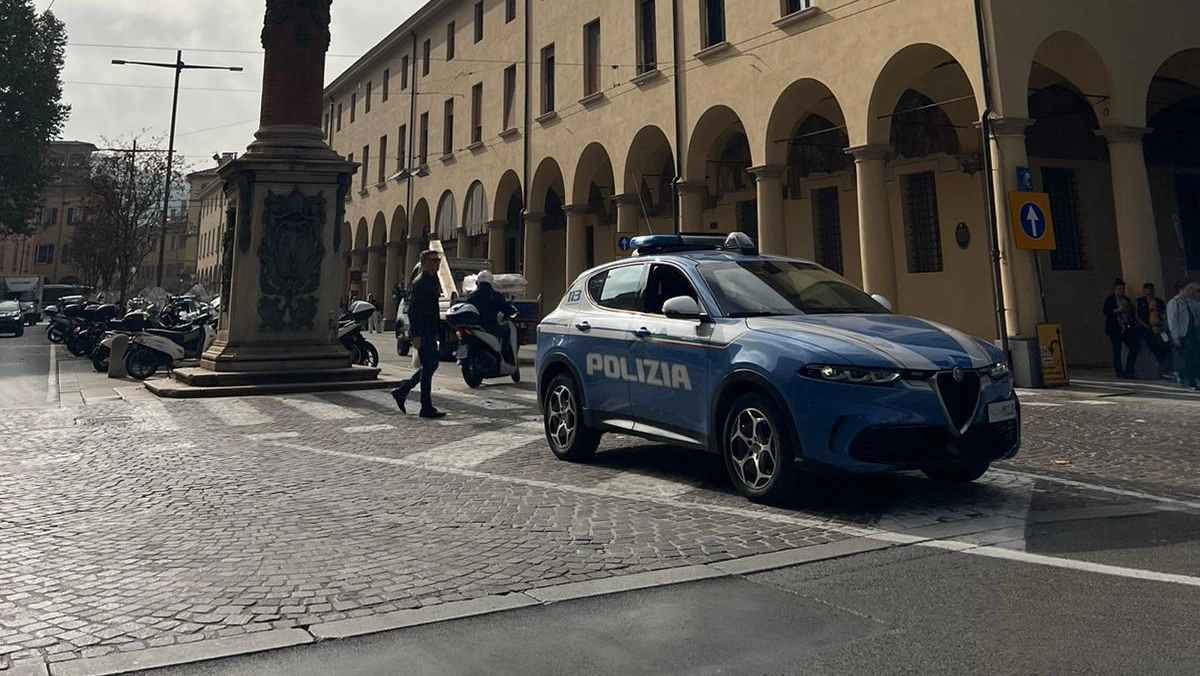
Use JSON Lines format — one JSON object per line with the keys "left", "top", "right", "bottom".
{"left": 747, "top": 314, "right": 1000, "bottom": 371}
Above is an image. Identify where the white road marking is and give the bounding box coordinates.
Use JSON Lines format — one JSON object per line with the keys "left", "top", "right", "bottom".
{"left": 46, "top": 345, "right": 58, "bottom": 404}
{"left": 246, "top": 432, "right": 301, "bottom": 440}
{"left": 278, "top": 395, "right": 362, "bottom": 420}
{"left": 404, "top": 422, "right": 543, "bottom": 468}
{"left": 266, "top": 437, "right": 1200, "bottom": 589}
{"left": 132, "top": 398, "right": 180, "bottom": 431}
{"left": 992, "top": 468, "right": 1200, "bottom": 511}
{"left": 592, "top": 472, "right": 696, "bottom": 500}
{"left": 198, "top": 399, "right": 272, "bottom": 426}
{"left": 1069, "top": 400, "right": 1117, "bottom": 406}
{"left": 342, "top": 424, "right": 395, "bottom": 434}
{"left": 1022, "top": 402, "right": 1064, "bottom": 407}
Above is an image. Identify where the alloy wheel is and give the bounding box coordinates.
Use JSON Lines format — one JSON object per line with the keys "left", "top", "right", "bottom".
{"left": 727, "top": 407, "right": 779, "bottom": 491}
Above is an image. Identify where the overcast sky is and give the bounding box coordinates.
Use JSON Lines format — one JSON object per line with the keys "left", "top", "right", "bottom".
{"left": 35, "top": 0, "right": 421, "bottom": 172}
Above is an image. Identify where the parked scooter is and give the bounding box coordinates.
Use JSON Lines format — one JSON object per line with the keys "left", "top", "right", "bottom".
{"left": 65, "top": 304, "right": 120, "bottom": 358}
{"left": 121, "top": 312, "right": 217, "bottom": 380}
{"left": 445, "top": 302, "right": 520, "bottom": 388}
{"left": 339, "top": 300, "right": 380, "bottom": 367}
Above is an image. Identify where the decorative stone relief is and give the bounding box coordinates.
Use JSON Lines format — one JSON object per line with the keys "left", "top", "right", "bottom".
{"left": 257, "top": 187, "right": 326, "bottom": 331}
{"left": 262, "top": 0, "right": 332, "bottom": 49}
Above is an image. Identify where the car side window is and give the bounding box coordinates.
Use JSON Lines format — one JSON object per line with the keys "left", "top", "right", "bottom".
{"left": 644, "top": 264, "right": 699, "bottom": 315}
{"left": 588, "top": 264, "right": 644, "bottom": 311}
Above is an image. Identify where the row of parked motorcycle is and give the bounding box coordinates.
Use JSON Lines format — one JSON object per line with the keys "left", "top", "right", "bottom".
{"left": 44, "top": 297, "right": 382, "bottom": 380}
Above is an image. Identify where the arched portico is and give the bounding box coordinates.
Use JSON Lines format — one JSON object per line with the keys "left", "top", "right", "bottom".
{"left": 622, "top": 125, "right": 676, "bottom": 239}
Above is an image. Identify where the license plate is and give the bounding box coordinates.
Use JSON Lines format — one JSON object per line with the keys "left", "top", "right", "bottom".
{"left": 456, "top": 345, "right": 469, "bottom": 360}
{"left": 988, "top": 400, "right": 1018, "bottom": 423}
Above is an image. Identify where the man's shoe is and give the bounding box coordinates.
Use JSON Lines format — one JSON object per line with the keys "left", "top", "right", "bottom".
{"left": 419, "top": 409, "right": 447, "bottom": 419}
{"left": 391, "top": 386, "right": 412, "bottom": 413}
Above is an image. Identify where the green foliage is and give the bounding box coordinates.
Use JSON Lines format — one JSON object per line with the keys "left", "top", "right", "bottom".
{"left": 0, "top": 0, "right": 70, "bottom": 236}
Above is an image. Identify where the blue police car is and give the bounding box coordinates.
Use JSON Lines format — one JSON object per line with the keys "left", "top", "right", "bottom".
{"left": 534, "top": 233, "right": 1020, "bottom": 504}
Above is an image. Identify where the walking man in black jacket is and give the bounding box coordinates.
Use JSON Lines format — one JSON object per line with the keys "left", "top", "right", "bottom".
{"left": 391, "top": 250, "right": 446, "bottom": 418}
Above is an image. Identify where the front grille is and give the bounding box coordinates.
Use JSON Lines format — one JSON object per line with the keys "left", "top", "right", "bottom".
{"left": 849, "top": 421, "right": 1018, "bottom": 467}
{"left": 934, "top": 370, "right": 981, "bottom": 431}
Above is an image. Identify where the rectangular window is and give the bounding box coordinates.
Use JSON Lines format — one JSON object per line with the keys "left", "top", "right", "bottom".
{"left": 378, "top": 135, "right": 388, "bottom": 183}
{"left": 583, "top": 20, "right": 601, "bottom": 96}
{"left": 474, "top": 2, "right": 484, "bottom": 42}
{"left": 701, "top": 0, "right": 726, "bottom": 48}
{"left": 382, "top": 69, "right": 390, "bottom": 102}
{"left": 505, "top": 0, "right": 516, "bottom": 23}
{"left": 350, "top": 93, "right": 357, "bottom": 122}
{"left": 419, "top": 112, "right": 429, "bottom": 165}
{"left": 902, "top": 171, "right": 943, "bottom": 273}
{"left": 422, "top": 39, "right": 431, "bottom": 75}
{"left": 503, "top": 64, "right": 517, "bottom": 130}
{"left": 443, "top": 99, "right": 455, "bottom": 155}
{"left": 66, "top": 207, "right": 77, "bottom": 225}
{"left": 401, "top": 55, "right": 410, "bottom": 89}
{"left": 637, "top": 0, "right": 657, "bottom": 74}
{"left": 365, "top": 81, "right": 372, "bottom": 113}
{"left": 736, "top": 200, "right": 758, "bottom": 243}
{"left": 336, "top": 103, "right": 343, "bottom": 131}
{"left": 43, "top": 208, "right": 58, "bottom": 226}
{"left": 361, "top": 145, "right": 370, "bottom": 191}
{"left": 541, "top": 44, "right": 556, "bottom": 114}
{"left": 812, "top": 187, "right": 844, "bottom": 274}
{"left": 783, "top": 0, "right": 813, "bottom": 15}
{"left": 36, "top": 244, "right": 53, "bottom": 264}
{"left": 397, "top": 125, "right": 407, "bottom": 170}
{"left": 446, "top": 22, "right": 456, "bottom": 61}
{"left": 471, "top": 83, "right": 483, "bottom": 145}
{"left": 1042, "top": 167, "right": 1087, "bottom": 271}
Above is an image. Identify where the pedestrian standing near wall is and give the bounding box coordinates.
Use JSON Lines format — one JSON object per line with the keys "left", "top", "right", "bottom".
{"left": 1102, "top": 277, "right": 1140, "bottom": 379}
{"left": 390, "top": 250, "right": 446, "bottom": 418}
{"left": 1136, "top": 282, "right": 1171, "bottom": 377}
{"left": 367, "top": 292, "right": 380, "bottom": 332}
{"left": 1167, "top": 281, "right": 1200, "bottom": 391}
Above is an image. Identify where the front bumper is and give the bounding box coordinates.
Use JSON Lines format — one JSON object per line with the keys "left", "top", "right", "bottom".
{"left": 782, "top": 372, "right": 1020, "bottom": 473}
{"left": 0, "top": 317, "right": 23, "bottom": 332}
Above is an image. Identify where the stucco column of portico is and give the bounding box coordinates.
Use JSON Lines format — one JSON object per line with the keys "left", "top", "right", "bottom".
{"left": 486, "top": 220, "right": 506, "bottom": 273}
{"left": 846, "top": 145, "right": 898, "bottom": 304}
{"left": 349, "top": 249, "right": 364, "bottom": 297}
{"left": 383, "top": 241, "right": 402, "bottom": 321}
{"left": 1097, "top": 126, "right": 1164, "bottom": 294}
{"left": 988, "top": 117, "right": 1042, "bottom": 336}
{"left": 749, "top": 165, "right": 787, "bottom": 254}
{"left": 522, "top": 212, "right": 544, "bottom": 301}
{"left": 614, "top": 193, "right": 641, "bottom": 234}
{"left": 367, "top": 244, "right": 387, "bottom": 301}
{"left": 564, "top": 204, "right": 590, "bottom": 282}
{"left": 676, "top": 180, "right": 706, "bottom": 230}
{"left": 403, "top": 237, "right": 421, "bottom": 281}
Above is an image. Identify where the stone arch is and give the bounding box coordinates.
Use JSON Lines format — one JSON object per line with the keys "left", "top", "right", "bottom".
{"left": 684, "top": 105, "right": 754, "bottom": 182}
{"left": 572, "top": 142, "right": 616, "bottom": 222}
{"left": 1026, "top": 34, "right": 1114, "bottom": 162}
{"left": 463, "top": 181, "right": 487, "bottom": 237}
{"left": 765, "top": 78, "right": 850, "bottom": 168}
{"left": 867, "top": 43, "right": 981, "bottom": 151}
{"left": 411, "top": 198, "right": 431, "bottom": 240}
{"left": 1146, "top": 48, "right": 1200, "bottom": 274}
{"left": 370, "top": 212, "right": 387, "bottom": 247}
{"left": 530, "top": 157, "right": 565, "bottom": 214}
{"left": 623, "top": 125, "right": 676, "bottom": 222}
{"left": 1028, "top": 32, "right": 1115, "bottom": 123}
{"left": 435, "top": 190, "right": 457, "bottom": 242}
{"left": 492, "top": 170, "right": 523, "bottom": 222}
{"left": 353, "top": 217, "right": 369, "bottom": 252}
{"left": 388, "top": 204, "right": 408, "bottom": 243}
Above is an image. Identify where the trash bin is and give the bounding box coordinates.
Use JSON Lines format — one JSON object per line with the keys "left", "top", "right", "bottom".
{"left": 998, "top": 337, "right": 1042, "bottom": 389}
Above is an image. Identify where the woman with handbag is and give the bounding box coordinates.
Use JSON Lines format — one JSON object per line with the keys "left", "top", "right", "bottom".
{"left": 1102, "top": 277, "right": 1140, "bottom": 379}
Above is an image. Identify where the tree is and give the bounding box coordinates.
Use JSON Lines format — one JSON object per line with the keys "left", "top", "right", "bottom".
{"left": 71, "top": 139, "right": 183, "bottom": 304}
{"left": 0, "top": 0, "right": 70, "bottom": 236}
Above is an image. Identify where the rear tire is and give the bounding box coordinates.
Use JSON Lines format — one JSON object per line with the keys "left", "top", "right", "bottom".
{"left": 125, "top": 347, "right": 159, "bottom": 381}
{"left": 722, "top": 392, "right": 800, "bottom": 504}
{"left": 357, "top": 341, "right": 379, "bottom": 367}
{"left": 922, "top": 463, "right": 989, "bottom": 483}
{"left": 462, "top": 351, "right": 484, "bottom": 388}
{"left": 91, "top": 345, "right": 110, "bottom": 373}
{"left": 397, "top": 337, "right": 411, "bottom": 357}
{"left": 543, "top": 373, "right": 600, "bottom": 462}
{"left": 47, "top": 325, "right": 65, "bottom": 343}
{"left": 15, "top": 325, "right": 24, "bottom": 338}
{"left": 511, "top": 366, "right": 521, "bottom": 383}
{"left": 66, "top": 332, "right": 89, "bottom": 357}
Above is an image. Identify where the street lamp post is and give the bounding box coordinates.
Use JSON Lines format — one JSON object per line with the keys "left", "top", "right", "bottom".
{"left": 112, "top": 50, "right": 242, "bottom": 288}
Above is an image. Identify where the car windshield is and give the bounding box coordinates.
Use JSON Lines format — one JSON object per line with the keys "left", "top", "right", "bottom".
{"left": 0, "top": 300, "right": 20, "bottom": 313}
{"left": 698, "top": 260, "right": 888, "bottom": 317}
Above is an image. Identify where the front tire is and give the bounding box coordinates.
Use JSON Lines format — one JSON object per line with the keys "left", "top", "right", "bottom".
{"left": 47, "top": 325, "right": 65, "bottom": 343}
{"left": 922, "top": 463, "right": 989, "bottom": 483}
{"left": 462, "top": 350, "right": 484, "bottom": 388}
{"left": 356, "top": 341, "right": 379, "bottom": 367}
{"left": 15, "top": 325, "right": 24, "bottom": 338}
{"left": 125, "top": 347, "right": 159, "bottom": 381}
{"left": 91, "top": 345, "right": 110, "bottom": 373}
{"left": 66, "top": 332, "right": 89, "bottom": 356}
{"left": 722, "top": 392, "right": 799, "bottom": 504}
{"left": 543, "top": 373, "right": 600, "bottom": 462}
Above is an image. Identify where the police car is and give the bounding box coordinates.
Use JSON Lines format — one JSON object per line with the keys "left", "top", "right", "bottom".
{"left": 534, "top": 232, "right": 1020, "bottom": 504}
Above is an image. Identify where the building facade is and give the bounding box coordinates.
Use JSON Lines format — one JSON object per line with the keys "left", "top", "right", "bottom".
{"left": 28, "top": 141, "right": 97, "bottom": 285}
{"left": 189, "top": 155, "right": 236, "bottom": 298}
{"left": 325, "top": 0, "right": 1200, "bottom": 365}
{"left": 0, "top": 235, "right": 35, "bottom": 276}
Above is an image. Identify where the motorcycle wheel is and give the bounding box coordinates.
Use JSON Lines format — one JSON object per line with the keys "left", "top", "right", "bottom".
{"left": 47, "top": 325, "right": 65, "bottom": 343}
{"left": 125, "top": 346, "right": 159, "bottom": 381}
{"left": 511, "top": 366, "right": 521, "bottom": 383}
{"left": 66, "top": 332, "right": 89, "bottom": 357}
{"left": 359, "top": 341, "right": 379, "bottom": 367}
{"left": 91, "top": 345, "right": 110, "bottom": 373}
{"left": 397, "top": 337, "right": 411, "bottom": 357}
{"left": 461, "top": 352, "right": 484, "bottom": 389}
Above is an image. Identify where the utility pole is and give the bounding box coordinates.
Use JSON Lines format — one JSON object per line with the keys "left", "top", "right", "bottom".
{"left": 112, "top": 51, "right": 242, "bottom": 288}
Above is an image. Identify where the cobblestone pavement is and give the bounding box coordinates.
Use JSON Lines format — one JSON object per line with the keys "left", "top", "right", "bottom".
{"left": 1, "top": 340, "right": 1197, "bottom": 669}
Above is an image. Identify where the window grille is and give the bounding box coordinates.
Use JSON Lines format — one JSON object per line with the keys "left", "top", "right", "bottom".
{"left": 902, "top": 171, "right": 943, "bottom": 273}
{"left": 1042, "top": 167, "right": 1087, "bottom": 271}
{"left": 812, "top": 186, "right": 843, "bottom": 274}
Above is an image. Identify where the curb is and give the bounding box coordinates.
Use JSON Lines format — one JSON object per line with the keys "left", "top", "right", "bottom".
{"left": 34, "top": 537, "right": 893, "bottom": 676}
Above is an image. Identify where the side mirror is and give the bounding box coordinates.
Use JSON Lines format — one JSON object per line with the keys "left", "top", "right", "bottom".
{"left": 663, "top": 296, "right": 703, "bottom": 321}
{"left": 871, "top": 294, "right": 893, "bottom": 313}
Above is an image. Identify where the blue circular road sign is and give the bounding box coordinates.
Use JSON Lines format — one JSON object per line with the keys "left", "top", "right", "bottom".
{"left": 618, "top": 236, "right": 633, "bottom": 252}
{"left": 1019, "top": 202, "right": 1047, "bottom": 240}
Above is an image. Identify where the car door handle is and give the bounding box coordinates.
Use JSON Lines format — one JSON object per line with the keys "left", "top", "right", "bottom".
{"left": 633, "top": 327, "right": 652, "bottom": 339}
{"left": 575, "top": 321, "right": 591, "bottom": 332}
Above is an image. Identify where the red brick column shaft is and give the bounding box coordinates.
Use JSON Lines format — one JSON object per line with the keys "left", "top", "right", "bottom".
{"left": 259, "top": 0, "right": 332, "bottom": 129}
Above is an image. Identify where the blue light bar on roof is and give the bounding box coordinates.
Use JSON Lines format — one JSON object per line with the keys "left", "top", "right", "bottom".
{"left": 629, "top": 232, "right": 758, "bottom": 256}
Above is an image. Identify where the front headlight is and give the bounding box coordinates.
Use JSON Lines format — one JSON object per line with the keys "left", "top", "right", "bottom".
{"left": 988, "top": 362, "right": 1011, "bottom": 379}
{"left": 801, "top": 365, "right": 903, "bottom": 385}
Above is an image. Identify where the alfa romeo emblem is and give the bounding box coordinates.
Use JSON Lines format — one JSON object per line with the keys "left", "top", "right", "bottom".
{"left": 952, "top": 367, "right": 965, "bottom": 382}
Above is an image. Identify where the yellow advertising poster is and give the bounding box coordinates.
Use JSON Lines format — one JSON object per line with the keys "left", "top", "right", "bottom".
{"left": 1008, "top": 191, "right": 1057, "bottom": 250}
{"left": 1037, "top": 323, "right": 1070, "bottom": 387}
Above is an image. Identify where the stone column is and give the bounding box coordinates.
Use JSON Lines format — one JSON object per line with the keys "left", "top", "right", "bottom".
{"left": 846, "top": 145, "right": 898, "bottom": 304}
{"left": 1098, "top": 126, "right": 1164, "bottom": 294}
{"left": 750, "top": 164, "right": 787, "bottom": 254}
{"left": 349, "top": 248, "right": 364, "bottom": 297}
{"left": 383, "top": 241, "right": 402, "bottom": 325}
{"left": 989, "top": 117, "right": 1043, "bottom": 337}
{"left": 486, "top": 220, "right": 506, "bottom": 272}
{"left": 194, "top": 0, "right": 359, "bottom": 379}
{"left": 522, "top": 212, "right": 544, "bottom": 301}
{"left": 565, "top": 204, "right": 590, "bottom": 282}
{"left": 614, "top": 193, "right": 641, "bottom": 234}
{"left": 368, "top": 244, "right": 387, "bottom": 302}
{"left": 403, "top": 235, "right": 421, "bottom": 279}
{"left": 676, "top": 180, "right": 706, "bottom": 230}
